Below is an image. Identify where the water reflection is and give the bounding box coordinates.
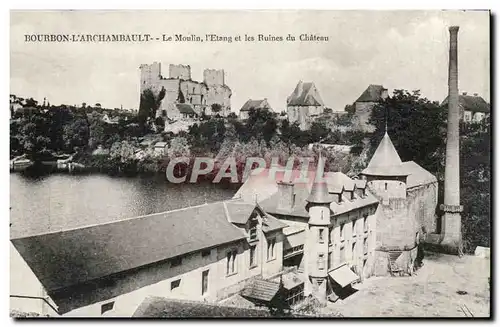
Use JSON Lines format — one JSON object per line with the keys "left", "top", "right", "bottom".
{"left": 10, "top": 173, "right": 239, "bottom": 239}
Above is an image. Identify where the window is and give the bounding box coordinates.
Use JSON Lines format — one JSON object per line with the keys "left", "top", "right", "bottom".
{"left": 201, "top": 249, "right": 211, "bottom": 258}
{"left": 249, "top": 227, "right": 258, "bottom": 241}
{"left": 364, "top": 216, "right": 368, "bottom": 232}
{"left": 250, "top": 245, "right": 257, "bottom": 268}
{"left": 101, "top": 301, "right": 114, "bottom": 315}
{"left": 329, "top": 227, "right": 333, "bottom": 245}
{"left": 318, "top": 229, "right": 325, "bottom": 243}
{"left": 363, "top": 237, "right": 368, "bottom": 254}
{"left": 202, "top": 270, "right": 209, "bottom": 295}
{"left": 352, "top": 242, "right": 356, "bottom": 261}
{"left": 226, "top": 250, "right": 237, "bottom": 275}
{"left": 328, "top": 251, "right": 333, "bottom": 270}
{"left": 385, "top": 183, "right": 388, "bottom": 190}
{"left": 171, "top": 256, "right": 182, "bottom": 267}
{"left": 318, "top": 253, "right": 325, "bottom": 270}
{"left": 171, "top": 279, "right": 181, "bottom": 291}
{"left": 340, "top": 223, "right": 345, "bottom": 241}
{"left": 353, "top": 221, "right": 357, "bottom": 237}
{"left": 267, "top": 238, "right": 276, "bottom": 261}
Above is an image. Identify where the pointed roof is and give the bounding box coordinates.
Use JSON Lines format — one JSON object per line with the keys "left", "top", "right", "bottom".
{"left": 356, "top": 84, "right": 387, "bottom": 103}
{"left": 306, "top": 155, "right": 334, "bottom": 204}
{"left": 287, "top": 81, "right": 324, "bottom": 107}
{"left": 362, "top": 132, "right": 409, "bottom": 177}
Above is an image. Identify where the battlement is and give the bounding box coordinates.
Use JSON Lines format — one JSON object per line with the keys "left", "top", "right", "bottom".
{"left": 203, "top": 68, "right": 225, "bottom": 86}
{"left": 169, "top": 64, "right": 192, "bottom": 80}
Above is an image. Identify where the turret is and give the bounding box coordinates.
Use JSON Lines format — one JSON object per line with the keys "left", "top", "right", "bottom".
{"left": 304, "top": 155, "right": 334, "bottom": 303}
{"left": 361, "top": 131, "right": 409, "bottom": 202}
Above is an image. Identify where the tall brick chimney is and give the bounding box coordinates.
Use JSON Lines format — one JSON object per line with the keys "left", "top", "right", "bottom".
{"left": 439, "top": 26, "right": 463, "bottom": 254}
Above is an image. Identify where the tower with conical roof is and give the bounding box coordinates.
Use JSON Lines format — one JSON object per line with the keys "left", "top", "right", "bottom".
{"left": 362, "top": 131, "right": 409, "bottom": 202}
{"left": 303, "top": 154, "right": 334, "bottom": 302}
{"left": 361, "top": 131, "right": 420, "bottom": 276}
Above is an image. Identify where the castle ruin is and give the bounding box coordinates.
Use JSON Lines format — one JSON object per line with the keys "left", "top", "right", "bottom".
{"left": 139, "top": 62, "right": 232, "bottom": 120}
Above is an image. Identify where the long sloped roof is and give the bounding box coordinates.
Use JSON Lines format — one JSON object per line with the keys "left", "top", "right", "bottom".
{"left": 356, "top": 84, "right": 387, "bottom": 102}
{"left": 401, "top": 161, "right": 437, "bottom": 188}
{"left": 441, "top": 94, "right": 490, "bottom": 113}
{"left": 240, "top": 99, "right": 270, "bottom": 112}
{"left": 10, "top": 200, "right": 259, "bottom": 293}
{"left": 287, "top": 82, "right": 324, "bottom": 106}
{"left": 176, "top": 103, "right": 196, "bottom": 114}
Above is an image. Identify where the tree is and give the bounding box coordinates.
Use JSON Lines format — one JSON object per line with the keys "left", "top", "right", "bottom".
{"left": 25, "top": 98, "right": 38, "bottom": 107}
{"left": 18, "top": 113, "right": 51, "bottom": 160}
{"left": 245, "top": 108, "right": 278, "bottom": 143}
{"left": 62, "top": 116, "right": 90, "bottom": 152}
{"left": 138, "top": 87, "right": 166, "bottom": 131}
{"left": 368, "top": 89, "right": 446, "bottom": 176}
{"left": 460, "top": 119, "right": 490, "bottom": 253}
{"left": 211, "top": 103, "right": 222, "bottom": 113}
{"left": 344, "top": 103, "right": 355, "bottom": 115}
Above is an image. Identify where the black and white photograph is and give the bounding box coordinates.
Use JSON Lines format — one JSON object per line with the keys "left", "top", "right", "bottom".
{"left": 8, "top": 9, "right": 491, "bottom": 318}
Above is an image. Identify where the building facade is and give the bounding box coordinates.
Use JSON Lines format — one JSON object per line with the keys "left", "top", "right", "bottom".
{"left": 239, "top": 99, "right": 272, "bottom": 120}
{"left": 353, "top": 84, "right": 389, "bottom": 132}
{"left": 139, "top": 62, "right": 232, "bottom": 119}
{"left": 441, "top": 92, "right": 490, "bottom": 124}
{"left": 11, "top": 200, "right": 286, "bottom": 317}
{"left": 236, "top": 166, "right": 378, "bottom": 301}
{"left": 286, "top": 81, "right": 325, "bottom": 130}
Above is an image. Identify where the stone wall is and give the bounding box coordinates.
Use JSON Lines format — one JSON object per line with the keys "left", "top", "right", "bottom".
{"left": 203, "top": 69, "right": 225, "bottom": 86}
{"left": 169, "top": 64, "right": 191, "bottom": 80}
{"left": 374, "top": 199, "right": 419, "bottom": 250}
{"left": 407, "top": 182, "right": 439, "bottom": 235}
{"left": 139, "top": 62, "right": 161, "bottom": 93}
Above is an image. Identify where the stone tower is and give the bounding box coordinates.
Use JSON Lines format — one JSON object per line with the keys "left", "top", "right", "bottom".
{"left": 304, "top": 155, "right": 333, "bottom": 303}
{"left": 439, "top": 26, "right": 463, "bottom": 254}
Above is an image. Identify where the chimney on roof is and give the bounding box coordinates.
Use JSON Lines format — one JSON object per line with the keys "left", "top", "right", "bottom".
{"left": 277, "top": 181, "right": 295, "bottom": 211}
{"left": 462, "top": 92, "right": 467, "bottom": 96}
{"left": 473, "top": 93, "right": 478, "bottom": 97}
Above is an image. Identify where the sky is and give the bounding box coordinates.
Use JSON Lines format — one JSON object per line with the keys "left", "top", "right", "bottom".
{"left": 10, "top": 10, "right": 490, "bottom": 112}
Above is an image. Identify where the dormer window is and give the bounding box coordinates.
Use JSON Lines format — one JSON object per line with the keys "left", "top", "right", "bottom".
{"left": 249, "top": 227, "right": 257, "bottom": 241}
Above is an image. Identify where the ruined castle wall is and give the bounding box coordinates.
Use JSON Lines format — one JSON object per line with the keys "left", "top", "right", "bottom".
{"left": 407, "top": 181, "right": 439, "bottom": 235}
{"left": 180, "top": 80, "right": 206, "bottom": 107}
{"left": 203, "top": 69, "right": 225, "bottom": 85}
{"left": 155, "top": 79, "right": 181, "bottom": 118}
{"left": 204, "top": 85, "right": 232, "bottom": 116}
{"left": 140, "top": 62, "right": 161, "bottom": 93}
{"left": 354, "top": 102, "right": 376, "bottom": 132}
{"left": 169, "top": 64, "right": 191, "bottom": 80}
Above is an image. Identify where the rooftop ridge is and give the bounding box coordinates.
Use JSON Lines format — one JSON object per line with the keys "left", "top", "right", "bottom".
{"left": 11, "top": 198, "right": 243, "bottom": 240}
